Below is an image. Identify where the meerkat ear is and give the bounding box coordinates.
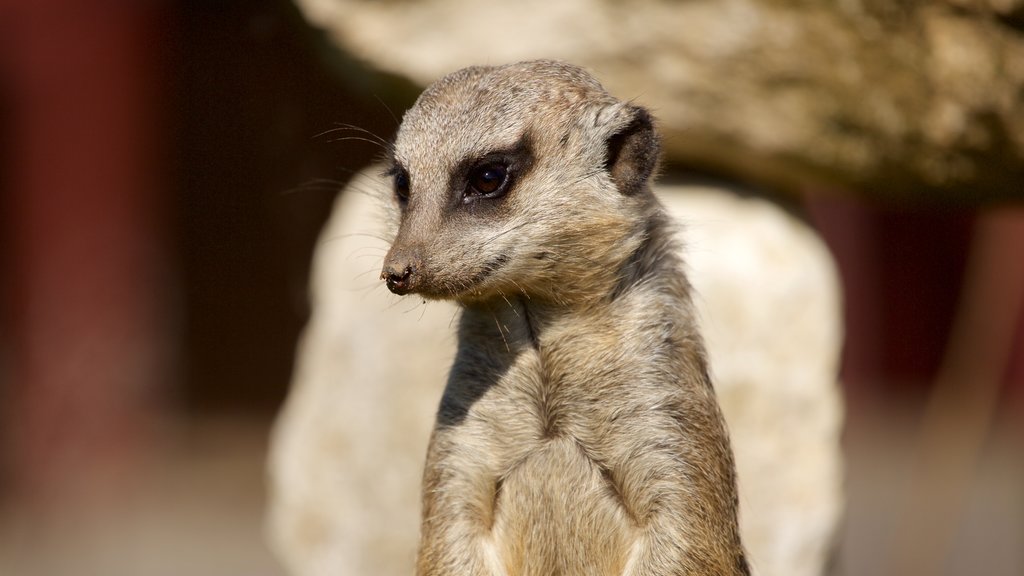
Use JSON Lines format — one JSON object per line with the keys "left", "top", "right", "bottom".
{"left": 603, "top": 105, "right": 660, "bottom": 196}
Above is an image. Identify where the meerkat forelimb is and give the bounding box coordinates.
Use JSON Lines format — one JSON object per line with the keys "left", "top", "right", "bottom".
{"left": 380, "top": 60, "right": 749, "bottom": 576}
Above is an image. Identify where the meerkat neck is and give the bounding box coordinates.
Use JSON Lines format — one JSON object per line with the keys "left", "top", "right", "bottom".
{"left": 469, "top": 204, "right": 687, "bottom": 355}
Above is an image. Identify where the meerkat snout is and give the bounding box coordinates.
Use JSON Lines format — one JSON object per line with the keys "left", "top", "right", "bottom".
{"left": 381, "top": 245, "right": 423, "bottom": 295}
{"left": 381, "top": 263, "right": 414, "bottom": 295}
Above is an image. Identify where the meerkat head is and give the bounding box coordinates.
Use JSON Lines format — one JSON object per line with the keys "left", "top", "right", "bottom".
{"left": 380, "top": 60, "right": 660, "bottom": 306}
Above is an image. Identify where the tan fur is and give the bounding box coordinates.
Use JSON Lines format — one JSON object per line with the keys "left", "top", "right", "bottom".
{"left": 380, "top": 60, "right": 748, "bottom": 576}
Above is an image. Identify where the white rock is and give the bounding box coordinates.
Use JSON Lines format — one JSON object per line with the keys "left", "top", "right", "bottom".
{"left": 267, "top": 169, "right": 844, "bottom": 576}
{"left": 670, "top": 189, "right": 845, "bottom": 576}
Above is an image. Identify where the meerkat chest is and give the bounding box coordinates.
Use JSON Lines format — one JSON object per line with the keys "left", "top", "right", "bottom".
{"left": 437, "top": 306, "right": 682, "bottom": 573}
{"left": 437, "top": 348, "right": 641, "bottom": 574}
{"left": 448, "top": 303, "right": 665, "bottom": 449}
{"left": 487, "top": 434, "right": 637, "bottom": 575}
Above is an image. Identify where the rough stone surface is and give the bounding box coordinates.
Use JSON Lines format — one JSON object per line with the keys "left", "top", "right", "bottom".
{"left": 295, "top": 0, "right": 1024, "bottom": 200}
{"left": 266, "top": 169, "right": 845, "bottom": 576}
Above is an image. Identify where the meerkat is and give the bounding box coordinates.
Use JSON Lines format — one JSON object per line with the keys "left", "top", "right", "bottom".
{"left": 379, "top": 60, "right": 748, "bottom": 576}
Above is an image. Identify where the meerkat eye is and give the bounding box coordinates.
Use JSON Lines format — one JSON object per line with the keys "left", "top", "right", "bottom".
{"left": 393, "top": 169, "right": 410, "bottom": 205}
{"left": 466, "top": 163, "right": 510, "bottom": 199}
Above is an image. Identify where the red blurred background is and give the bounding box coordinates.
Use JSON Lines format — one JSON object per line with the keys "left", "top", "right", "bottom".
{"left": 0, "top": 1, "right": 1020, "bottom": 575}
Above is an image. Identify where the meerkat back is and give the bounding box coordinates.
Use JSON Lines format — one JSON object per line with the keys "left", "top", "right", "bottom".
{"left": 380, "top": 61, "right": 748, "bottom": 576}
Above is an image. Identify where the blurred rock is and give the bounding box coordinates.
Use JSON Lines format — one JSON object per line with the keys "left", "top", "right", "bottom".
{"left": 675, "top": 189, "right": 844, "bottom": 576}
{"left": 295, "top": 0, "right": 1024, "bottom": 200}
{"left": 267, "top": 169, "right": 845, "bottom": 576}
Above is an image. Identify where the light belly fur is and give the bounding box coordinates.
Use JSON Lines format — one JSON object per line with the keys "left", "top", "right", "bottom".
{"left": 490, "top": 436, "right": 637, "bottom": 576}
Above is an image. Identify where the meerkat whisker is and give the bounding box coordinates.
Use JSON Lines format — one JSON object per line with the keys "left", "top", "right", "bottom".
{"left": 496, "top": 289, "right": 518, "bottom": 318}
{"left": 491, "top": 312, "right": 511, "bottom": 354}
{"left": 314, "top": 123, "right": 391, "bottom": 147}
{"left": 320, "top": 135, "right": 391, "bottom": 150}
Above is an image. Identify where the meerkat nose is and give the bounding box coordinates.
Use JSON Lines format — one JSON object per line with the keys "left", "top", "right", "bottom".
{"left": 381, "top": 263, "right": 415, "bottom": 295}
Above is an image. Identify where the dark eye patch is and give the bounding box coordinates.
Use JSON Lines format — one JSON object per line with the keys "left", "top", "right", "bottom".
{"left": 383, "top": 164, "right": 411, "bottom": 206}
{"left": 454, "top": 133, "right": 535, "bottom": 205}
{"left": 394, "top": 170, "right": 410, "bottom": 204}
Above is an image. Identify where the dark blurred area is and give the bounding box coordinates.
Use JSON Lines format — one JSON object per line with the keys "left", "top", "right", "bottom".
{"left": 170, "top": 0, "right": 393, "bottom": 412}
{"left": 0, "top": 0, "right": 1020, "bottom": 575}
{"left": 0, "top": 1, "right": 398, "bottom": 573}
{"left": 3, "top": 0, "right": 399, "bottom": 459}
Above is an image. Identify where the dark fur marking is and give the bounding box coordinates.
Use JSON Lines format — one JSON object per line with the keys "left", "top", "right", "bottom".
{"left": 597, "top": 465, "right": 638, "bottom": 525}
{"left": 521, "top": 298, "right": 541, "bottom": 351}
{"left": 447, "top": 132, "right": 537, "bottom": 209}
{"left": 490, "top": 476, "right": 504, "bottom": 529}
{"left": 463, "top": 253, "right": 510, "bottom": 287}
{"left": 538, "top": 391, "right": 560, "bottom": 440}
{"left": 604, "top": 106, "right": 660, "bottom": 196}
{"left": 608, "top": 209, "right": 674, "bottom": 302}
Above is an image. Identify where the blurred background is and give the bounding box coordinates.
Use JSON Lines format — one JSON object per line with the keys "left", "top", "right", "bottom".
{"left": 0, "top": 1, "right": 1020, "bottom": 575}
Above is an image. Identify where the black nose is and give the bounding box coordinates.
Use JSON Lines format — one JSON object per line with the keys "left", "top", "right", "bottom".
{"left": 381, "top": 264, "right": 414, "bottom": 295}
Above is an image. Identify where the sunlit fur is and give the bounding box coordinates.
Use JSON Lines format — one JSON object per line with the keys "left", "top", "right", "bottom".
{"left": 382, "top": 60, "right": 748, "bottom": 576}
